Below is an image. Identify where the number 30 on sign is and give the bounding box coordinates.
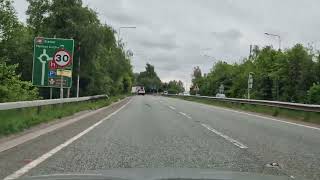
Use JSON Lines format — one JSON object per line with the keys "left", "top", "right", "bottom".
{"left": 53, "top": 49, "right": 72, "bottom": 68}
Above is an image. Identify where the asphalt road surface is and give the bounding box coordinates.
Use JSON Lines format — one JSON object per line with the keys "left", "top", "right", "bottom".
{"left": 1, "top": 95, "right": 320, "bottom": 180}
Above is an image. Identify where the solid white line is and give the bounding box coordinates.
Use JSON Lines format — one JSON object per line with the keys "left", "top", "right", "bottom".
{"left": 0, "top": 98, "right": 128, "bottom": 153}
{"left": 177, "top": 98, "right": 320, "bottom": 131}
{"left": 4, "top": 100, "right": 132, "bottom": 180}
{"left": 169, "top": 106, "right": 176, "bottom": 110}
{"left": 201, "top": 123, "right": 248, "bottom": 149}
{"left": 204, "top": 104, "right": 320, "bottom": 131}
{"left": 179, "top": 112, "right": 192, "bottom": 119}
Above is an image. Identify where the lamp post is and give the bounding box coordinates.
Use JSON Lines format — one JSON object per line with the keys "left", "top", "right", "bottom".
{"left": 118, "top": 26, "right": 136, "bottom": 46}
{"left": 265, "top": 32, "right": 281, "bottom": 51}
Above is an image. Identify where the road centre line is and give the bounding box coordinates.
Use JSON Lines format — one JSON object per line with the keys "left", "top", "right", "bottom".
{"left": 201, "top": 123, "right": 248, "bottom": 149}
{"left": 179, "top": 112, "right": 192, "bottom": 119}
{"left": 169, "top": 105, "right": 176, "bottom": 110}
{"left": 4, "top": 100, "right": 132, "bottom": 180}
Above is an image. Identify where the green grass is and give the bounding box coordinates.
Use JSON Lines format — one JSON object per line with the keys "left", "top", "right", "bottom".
{"left": 0, "top": 95, "right": 128, "bottom": 137}
{"left": 173, "top": 96, "right": 320, "bottom": 124}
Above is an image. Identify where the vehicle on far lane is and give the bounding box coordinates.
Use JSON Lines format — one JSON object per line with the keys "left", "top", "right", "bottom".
{"left": 138, "top": 86, "right": 145, "bottom": 95}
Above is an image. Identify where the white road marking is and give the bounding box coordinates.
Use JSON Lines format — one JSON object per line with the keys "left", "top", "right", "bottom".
{"left": 179, "top": 112, "right": 192, "bottom": 119}
{"left": 4, "top": 100, "right": 132, "bottom": 180}
{"left": 202, "top": 104, "right": 320, "bottom": 131}
{"left": 169, "top": 106, "right": 176, "bottom": 110}
{"left": 178, "top": 98, "right": 320, "bottom": 131}
{"left": 0, "top": 98, "right": 129, "bottom": 153}
{"left": 201, "top": 123, "right": 248, "bottom": 149}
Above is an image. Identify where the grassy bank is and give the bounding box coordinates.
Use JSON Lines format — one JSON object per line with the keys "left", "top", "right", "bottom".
{"left": 0, "top": 95, "right": 128, "bottom": 137}
{"left": 172, "top": 96, "right": 320, "bottom": 125}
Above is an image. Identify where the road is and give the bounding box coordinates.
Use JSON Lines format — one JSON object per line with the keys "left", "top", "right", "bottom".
{"left": 1, "top": 95, "right": 320, "bottom": 180}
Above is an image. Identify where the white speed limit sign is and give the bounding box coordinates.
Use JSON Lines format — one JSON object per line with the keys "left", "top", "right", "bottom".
{"left": 53, "top": 49, "right": 72, "bottom": 68}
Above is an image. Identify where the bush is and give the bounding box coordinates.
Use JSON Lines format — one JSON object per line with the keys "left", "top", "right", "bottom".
{"left": 0, "top": 60, "right": 39, "bottom": 102}
{"left": 307, "top": 83, "right": 320, "bottom": 104}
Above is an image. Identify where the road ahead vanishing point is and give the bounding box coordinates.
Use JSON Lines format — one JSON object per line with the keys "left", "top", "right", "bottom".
{"left": 1, "top": 96, "right": 320, "bottom": 180}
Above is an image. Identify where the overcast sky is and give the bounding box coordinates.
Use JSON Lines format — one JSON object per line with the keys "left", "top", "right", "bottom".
{"left": 13, "top": 0, "right": 320, "bottom": 89}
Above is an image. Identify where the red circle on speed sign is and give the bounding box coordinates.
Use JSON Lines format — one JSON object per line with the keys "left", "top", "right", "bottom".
{"left": 53, "top": 49, "right": 72, "bottom": 68}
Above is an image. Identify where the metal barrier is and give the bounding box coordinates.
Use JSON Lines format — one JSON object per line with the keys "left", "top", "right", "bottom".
{"left": 167, "top": 94, "right": 320, "bottom": 113}
{"left": 0, "top": 95, "right": 108, "bottom": 110}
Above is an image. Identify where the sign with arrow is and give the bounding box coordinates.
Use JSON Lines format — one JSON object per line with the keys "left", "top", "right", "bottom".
{"left": 32, "top": 37, "right": 74, "bottom": 88}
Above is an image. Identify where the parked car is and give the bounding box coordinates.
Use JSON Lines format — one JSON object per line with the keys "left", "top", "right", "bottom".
{"left": 164, "top": 91, "right": 168, "bottom": 95}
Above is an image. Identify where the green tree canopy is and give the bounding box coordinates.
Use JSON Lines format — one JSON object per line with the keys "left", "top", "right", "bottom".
{"left": 136, "top": 63, "right": 161, "bottom": 93}
{"left": 190, "top": 44, "right": 320, "bottom": 104}
{"left": 167, "top": 80, "right": 185, "bottom": 94}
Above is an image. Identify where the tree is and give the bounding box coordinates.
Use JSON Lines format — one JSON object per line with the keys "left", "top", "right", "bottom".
{"left": 167, "top": 80, "right": 184, "bottom": 94}
{"left": 188, "top": 44, "right": 319, "bottom": 103}
{"left": 190, "top": 66, "right": 203, "bottom": 95}
{"left": 25, "top": 0, "right": 134, "bottom": 97}
{"left": 0, "top": 60, "right": 38, "bottom": 102}
{"left": 136, "top": 63, "right": 161, "bottom": 93}
{"left": 308, "top": 83, "right": 320, "bottom": 104}
{"left": 0, "top": 0, "right": 39, "bottom": 101}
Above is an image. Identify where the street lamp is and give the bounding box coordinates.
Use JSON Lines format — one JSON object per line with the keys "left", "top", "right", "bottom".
{"left": 264, "top": 32, "right": 281, "bottom": 51}
{"left": 118, "top": 26, "right": 136, "bottom": 45}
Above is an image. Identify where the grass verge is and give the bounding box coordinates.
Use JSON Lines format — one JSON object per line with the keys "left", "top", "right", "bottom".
{"left": 172, "top": 96, "right": 320, "bottom": 125}
{"left": 0, "top": 94, "right": 128, "bottom": 137}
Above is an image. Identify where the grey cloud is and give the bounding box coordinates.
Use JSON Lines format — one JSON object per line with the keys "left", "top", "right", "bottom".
{"left": 212, "top": 29, "right": 242, "bottom": 41}
{"left": 139, "top": 37, "right": 178, "bottom": 51}
{"left": 13, "top": 0, "right": 320, "bottom": 89}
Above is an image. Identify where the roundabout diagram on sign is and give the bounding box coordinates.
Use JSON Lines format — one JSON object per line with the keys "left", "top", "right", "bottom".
{"left": 37, "top": 49, "right": 52, "bottom": 85}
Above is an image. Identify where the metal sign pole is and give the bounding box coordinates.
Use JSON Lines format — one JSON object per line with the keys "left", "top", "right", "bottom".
{"left": 76, "top": 43, "right": 81, "bottom": 98}
{"left": 60, "top": 72, "right": 63, "bottom": 99}
{"left": 67, "top": 88, "right": 70, "bottom": 98}
{"left": 50, "top": 88, "right": 53, "bottom": 99}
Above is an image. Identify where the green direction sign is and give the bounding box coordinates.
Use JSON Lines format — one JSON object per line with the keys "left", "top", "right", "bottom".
{"left": 32, "top": 37, "right": 74, "bottom": 88}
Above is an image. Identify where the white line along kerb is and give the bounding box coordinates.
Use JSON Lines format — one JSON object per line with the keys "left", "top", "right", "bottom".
{"left": 4, "top": 99, "right": 132, "bottom": 180}
{"left": 201, "top": 123, "right": 248, "bottom": 149}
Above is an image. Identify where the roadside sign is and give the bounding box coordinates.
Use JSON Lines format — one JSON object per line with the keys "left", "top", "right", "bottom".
{"left": 219, "top": 84, "right": 224, "bottom": 94}
{"left": 48, "top": 70, "right": 56, "bottom": 77}
{"left": 57, "top": 69, "right": 72, "bottom": 77}
{"left": 194, "top": 85, "right": 199, "bottom": 91}
{"left": 248, "top": 74, "right": 253, "bottom": 89}
{"left": 32, "top": 37, "right": 74, "bottom": 88}
{"left": 53, "top": 49, "right": 72, "bottom": 68}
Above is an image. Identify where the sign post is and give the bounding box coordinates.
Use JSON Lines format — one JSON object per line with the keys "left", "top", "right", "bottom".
{"left": 32, "top": 37, "right": 74, "bottom": 98}
{"left": 248, "top": 73, "right": 254, "bottom": 99}
{"left": 194, "top": 84, "right": 199, "bottom": 95}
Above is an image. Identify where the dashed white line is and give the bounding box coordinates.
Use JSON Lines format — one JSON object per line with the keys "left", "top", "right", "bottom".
{"left": 201, "top": 123, "right": 248, "bottom": 149}
{"left": 4, "top": 100, "right": 132, "bottom": 180}
{"left": 179, "top": 112, "right": 192, "bottom": 119}
{"left": 180, "top": 99, "right": 320, "bottom": 131}
{"left": 169, "top": 106, "right": 176, "bottom": 110}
